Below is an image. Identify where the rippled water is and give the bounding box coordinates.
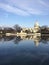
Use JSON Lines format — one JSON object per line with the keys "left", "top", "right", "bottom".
{"left": 0, "top": 36, "right": 49, "bottom": 65}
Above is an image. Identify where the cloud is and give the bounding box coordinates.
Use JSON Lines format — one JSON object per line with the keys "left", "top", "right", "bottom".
{"left": 0, "top": 0, "right": 49, "bottom": 16}
{"left": 0, "top": 3, "right": 29, "bottom": 16}
{"left": 39, "top": 0, "right": 49, "bottom": 7}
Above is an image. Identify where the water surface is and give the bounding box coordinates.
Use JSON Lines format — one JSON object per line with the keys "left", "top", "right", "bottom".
{"left": 0, "top": 36, "right": 49, "bottom": 65}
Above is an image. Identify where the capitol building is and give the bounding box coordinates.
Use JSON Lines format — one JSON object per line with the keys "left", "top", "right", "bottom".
{"left": 21, "top": 21, "right": 40, "bottom": 33}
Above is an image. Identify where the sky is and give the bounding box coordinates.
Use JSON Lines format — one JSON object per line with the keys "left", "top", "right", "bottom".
{"left": 0, "top": 0, "right": 49, "bottom": 27}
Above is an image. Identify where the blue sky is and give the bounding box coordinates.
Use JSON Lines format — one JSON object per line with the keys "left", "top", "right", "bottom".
{"left": 0, "top": 0, "right": 49, "bottom": 27}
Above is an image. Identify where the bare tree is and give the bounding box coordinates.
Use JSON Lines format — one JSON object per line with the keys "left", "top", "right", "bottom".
{"left": 13, "top": 24, "right": 22, "bottom": 33}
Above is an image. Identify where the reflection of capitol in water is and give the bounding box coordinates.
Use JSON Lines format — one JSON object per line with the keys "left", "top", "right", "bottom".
{"left": 19, "top": 35, "right": 41, "bottom": 46}
{"left": 0, "top": 35, "right": 49, "bottom": 46}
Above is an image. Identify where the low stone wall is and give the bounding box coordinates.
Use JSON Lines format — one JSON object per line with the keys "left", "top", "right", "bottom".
{"left": 6, "top": 33, "right": 41, "bottom": 36}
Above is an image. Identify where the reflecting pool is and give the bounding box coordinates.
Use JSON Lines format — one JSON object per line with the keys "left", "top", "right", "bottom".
{"left": 0, "top": 35, "right": 49, "bottom": 65}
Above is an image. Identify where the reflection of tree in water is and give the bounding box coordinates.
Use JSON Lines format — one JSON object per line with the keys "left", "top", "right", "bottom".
{"left": 0, "top": 35, "right": 15, "bottom": 41}
{"left": 3, "top": 36, "right": 15, "bottom": 41}
{"left": 41, "top": 40, "right": 48, "bottom": 44}
{"left": 0, "top": 36, "right": 3, "bottom": 41}
{"left": 14, "top": 36, "right": 22, "bottom": 44}
{"left": 41, "top": 36, "right": 49, "bottom": 44}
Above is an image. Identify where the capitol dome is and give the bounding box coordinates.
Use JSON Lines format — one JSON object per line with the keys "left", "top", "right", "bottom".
{"left": 34, "top": 21, "right": 39, "bottom": 28}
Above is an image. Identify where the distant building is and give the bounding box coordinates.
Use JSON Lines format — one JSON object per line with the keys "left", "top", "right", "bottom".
{"left": 33, "top": 22, "right": 40, "bottom": 33}
{"left": 21, "top": 21, "right": 41, "bottom": 33}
